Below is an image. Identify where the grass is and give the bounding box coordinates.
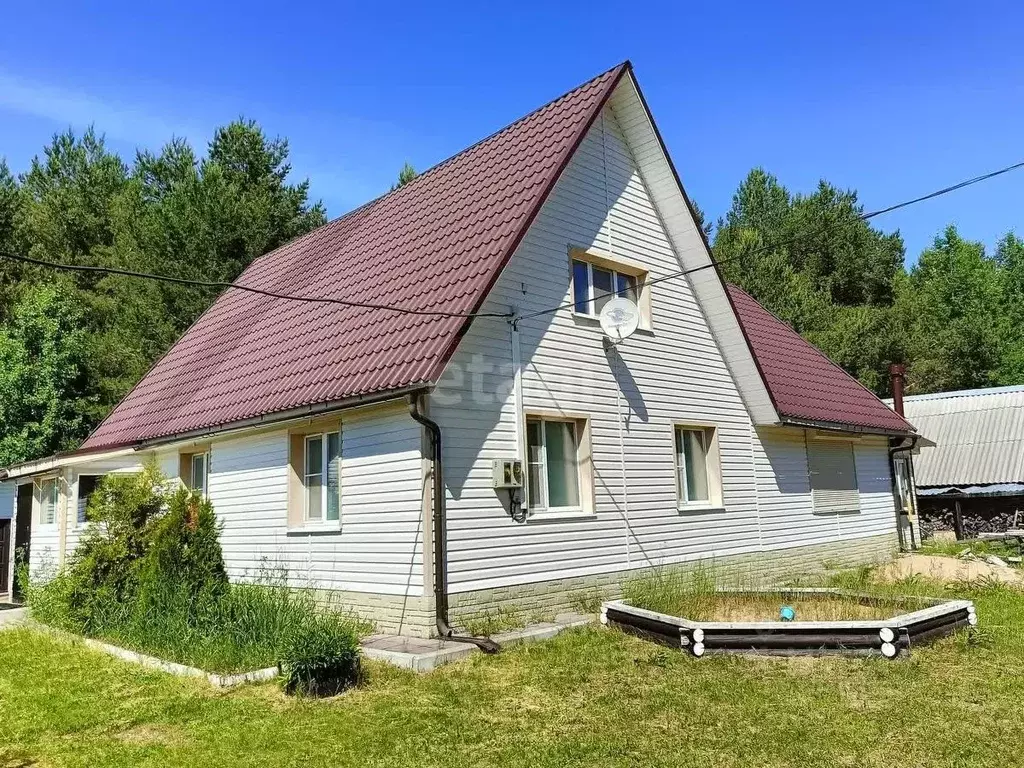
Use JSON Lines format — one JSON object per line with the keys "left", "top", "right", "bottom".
{"left": 919, "top": 537, "right": 1023, "bottom": 563}
{"left": 30, "top": 572, "right": 370, "bottom": 675}
{"left": 1, "top": 570, "right": 1022, "bottom": 767}
{"left": 462, "top": 604, "right": 527, "bottom": 637}
{"left": 623, "top": 566, "right": 917, "bottom": 622}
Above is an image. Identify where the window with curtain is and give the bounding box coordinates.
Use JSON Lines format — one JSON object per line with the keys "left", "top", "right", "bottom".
{"left": 808, "top": 440, "right": 860, "bottom": 513}
{"left": 526, "top": 418, "right": 581, "bottom": 511}
{"left": 40, "top": 478, "right": 58, "bottom": 525}
{"left": 304, "top": 432, "right": 341, "bottom": 523}
{"left": 675, "top": 426, "right": 712, "bottom": 505}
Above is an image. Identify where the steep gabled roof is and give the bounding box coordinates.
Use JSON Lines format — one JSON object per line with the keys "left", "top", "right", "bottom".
{"left": 726, "top": 284, "right": 914, "bottom": 435}
{"left": 81, "top": 63, "right": 629, "bottom": 451}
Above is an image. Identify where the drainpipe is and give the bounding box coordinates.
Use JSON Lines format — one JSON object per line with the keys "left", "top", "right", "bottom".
{"left": 408, "top": 394, "right": 500, "bottom": 653}
{"left": 887, "top": 364, "right": 919, "bottom": 549}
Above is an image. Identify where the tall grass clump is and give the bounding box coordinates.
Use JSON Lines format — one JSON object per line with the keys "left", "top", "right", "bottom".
{"left": 25, "top": 465, "right": 362, "bottom": 693}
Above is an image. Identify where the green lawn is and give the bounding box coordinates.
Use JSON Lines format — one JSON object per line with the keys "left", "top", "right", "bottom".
{"left": 1, "top": 578, "right": 1022, "bottom": 768}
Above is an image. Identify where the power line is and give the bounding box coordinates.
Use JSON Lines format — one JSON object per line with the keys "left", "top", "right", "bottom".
{"left": 514, "top": 158, "right": 1024, "bottom": 324}
{"left": 1, "top": 158, "right": 1021, "bottom": 323}
{"left": 0, "top": 252, "right": 514, "bottom": 320}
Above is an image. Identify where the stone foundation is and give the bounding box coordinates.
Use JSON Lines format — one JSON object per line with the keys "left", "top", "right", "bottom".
{"left": 316, "top": 588, "right": 435, "bottom": 638}
{"left": 447, "top": 534, "right": 895, "bottom": 632}
{"left": 315, "top": 535, "right": 895, "bottom": 638}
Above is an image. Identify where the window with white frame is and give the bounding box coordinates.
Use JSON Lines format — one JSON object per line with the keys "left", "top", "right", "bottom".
{"left": 40, "top": 478, "right": 58, "bottom": 525}
{"left": 188, "top": 453, "right": 209, "bottom": 498}
{"left": 675, "top": 426, "right": 714, "bottom": 505}
{"left": 808, "top": 439, "right": 860, "bottom": 513}
{"left": 572, "top": 259, "right": 639, "bottom": 317}
{"left": 303, "top": 432, "right": 340, "bottom": 523}
{"left": 76, "top": 475, "right": 102, "bottom": 525}
{"left": 526, "top": 418, "right": 581, "bottom": 512}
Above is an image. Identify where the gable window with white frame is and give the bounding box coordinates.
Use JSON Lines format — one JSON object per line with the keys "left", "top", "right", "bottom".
{"left": 572, "top": 259, "right": 639, "bottom": 317}
{"left": 674, "top": 425, "right": 719, "bottom": 508}
{"left": 808, "top": 438, "right": 860, "bottom": 514}
{"left": 39, "top": 478, "right": 58, "bottom": 526}
{"left": 526, "top": 417, "right": 582, "bottom": 514}
{"left": 303, "top": 431, "right": 340, "bottom": 524}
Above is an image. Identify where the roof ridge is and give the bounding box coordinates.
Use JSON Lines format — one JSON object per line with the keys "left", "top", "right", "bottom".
{"left": 345, "top": 61, "right": 631, "bottom": 212}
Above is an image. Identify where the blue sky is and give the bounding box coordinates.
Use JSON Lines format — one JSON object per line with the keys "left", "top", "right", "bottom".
{"left": 1, "top": 1, "right": 1021, "bottom": 262}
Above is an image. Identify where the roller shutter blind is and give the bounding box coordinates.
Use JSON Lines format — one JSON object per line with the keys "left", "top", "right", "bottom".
{"left": 808, "top": 440, "right": 860, "bottom": 513}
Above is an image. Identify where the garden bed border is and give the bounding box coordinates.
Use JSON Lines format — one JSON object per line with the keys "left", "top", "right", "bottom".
{"left": 601, "top": 588, "right": 976, "bottom": 658}
{"left": 24, "top": 620, "right": 280, "bottom": 688}
{"left": 80, "top": 637, "right": 281, "bottom": 687}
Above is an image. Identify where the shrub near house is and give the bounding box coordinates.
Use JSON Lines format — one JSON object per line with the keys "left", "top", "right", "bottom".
{"left": 26, "top": 466, "right": 362, "bottom": 695}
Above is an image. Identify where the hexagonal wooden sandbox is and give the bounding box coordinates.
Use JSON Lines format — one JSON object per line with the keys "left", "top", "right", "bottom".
{"left": 601, "top": 589, "right": 977, "bottom": 659}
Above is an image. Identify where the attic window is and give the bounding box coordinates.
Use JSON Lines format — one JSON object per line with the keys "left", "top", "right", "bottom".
{"left": 572, "top": 259, "right": 638, "bottom": 316}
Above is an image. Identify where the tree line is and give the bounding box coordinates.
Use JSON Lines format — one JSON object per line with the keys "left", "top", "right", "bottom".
{"left": 710, "top": 169, "right": 1024, "bottom": 397}
{"left": 0, "top": 126, "right": 1019, "bottom": 467}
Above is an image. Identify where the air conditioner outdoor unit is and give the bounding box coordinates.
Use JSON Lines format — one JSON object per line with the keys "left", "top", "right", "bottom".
{"left": 492, "top": 459, "right": 524, "bottom": 489}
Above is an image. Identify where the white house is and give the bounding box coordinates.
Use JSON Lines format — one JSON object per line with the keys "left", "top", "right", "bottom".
{"left": 1, "top": 62, "right": 919, "bottom": 637}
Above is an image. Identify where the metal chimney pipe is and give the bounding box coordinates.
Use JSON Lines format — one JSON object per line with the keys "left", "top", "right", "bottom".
{"left": 890, "top": 363, "right": 906, "bottom": 417}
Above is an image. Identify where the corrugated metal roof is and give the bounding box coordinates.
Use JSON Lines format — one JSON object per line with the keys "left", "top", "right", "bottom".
{"left": 900, "top": 386, "right": 1024, "bottom": 487}
{"left": 726, "top": 285, "right": 915, "bottom": 434}
{"left": 80, "top": 63, "right": 629, "bottom": 451}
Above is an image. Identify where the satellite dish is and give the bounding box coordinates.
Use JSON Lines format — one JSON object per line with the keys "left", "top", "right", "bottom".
{"left": 599, "top": 297, "right": 640, "bottom": 342}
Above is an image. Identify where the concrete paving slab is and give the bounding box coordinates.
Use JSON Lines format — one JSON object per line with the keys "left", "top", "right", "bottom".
{"left": 360, "top": 613, "right": 592, "bottom": 673}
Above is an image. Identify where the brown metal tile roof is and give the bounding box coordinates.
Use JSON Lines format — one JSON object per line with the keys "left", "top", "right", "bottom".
{"left": 726, "top": 284, "right": 914, "bottom": 434}
{"left": 81, "top": 63, "right": 629, "bottom": 450}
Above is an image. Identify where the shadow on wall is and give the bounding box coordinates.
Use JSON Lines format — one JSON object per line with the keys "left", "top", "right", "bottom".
{"left": 436, "top": 113, "right": 663, "bottom": 505}
{"left": 757, "top": 427, "right": 811, "bottom": 496}
{"left": 604, "top": 340, "right": 649, "bottom": 425}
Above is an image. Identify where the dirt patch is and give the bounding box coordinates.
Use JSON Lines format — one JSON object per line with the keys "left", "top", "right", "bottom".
{"left": 879, "top": 554, "right": 1024, "bottom": 585}
{"left": 114, "top": 724, "right": 186, "bottom": 747}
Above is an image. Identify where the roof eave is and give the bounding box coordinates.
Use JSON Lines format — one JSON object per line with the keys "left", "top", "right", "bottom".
{"left": 777, "top": 414, "right": 917, "bottom": 438}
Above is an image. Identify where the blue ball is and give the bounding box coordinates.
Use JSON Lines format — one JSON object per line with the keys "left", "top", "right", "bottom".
{"left": 779, "top": 606, "right": 796, "bottom": 622}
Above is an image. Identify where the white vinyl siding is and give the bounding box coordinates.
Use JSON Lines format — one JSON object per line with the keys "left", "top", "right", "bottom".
{"left": 808, "top": 440, "right": 860, "bottom": 514}
{"left": 432, "top": 103, "right": 898, "bottom": 593}
{"left": 207, "top": 404, "right": 423, "bottom": 596}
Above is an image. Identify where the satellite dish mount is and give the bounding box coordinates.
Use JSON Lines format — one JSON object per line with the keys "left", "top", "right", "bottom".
{"left": 599, "top": 297, "right": 640, "bottom": 345}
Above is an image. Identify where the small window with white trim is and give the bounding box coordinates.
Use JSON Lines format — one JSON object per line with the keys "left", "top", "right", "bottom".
{"left": 673, "top": 425, "right": 722, "bottom": 508}
{"left": 303, "top": 432, "right": 341, "bottom": 523}
{"left": 39, "top": 478, "right": 58, "bottom": 525}
{"left": 526, "top": 417, "right": 584, "bottom": 513}
{"left": 808, "top": 439, "right": 860, "bottom": 513}
{"left": 188, "top": 453, "right": 209, "bottom": 498}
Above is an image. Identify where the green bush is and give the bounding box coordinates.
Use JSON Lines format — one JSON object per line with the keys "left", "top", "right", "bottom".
{"left": 25, "top": 465, "right": 363, "bottom": 692}
{"left": 280, "top": 613, "right": 361, "bottom": 697}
